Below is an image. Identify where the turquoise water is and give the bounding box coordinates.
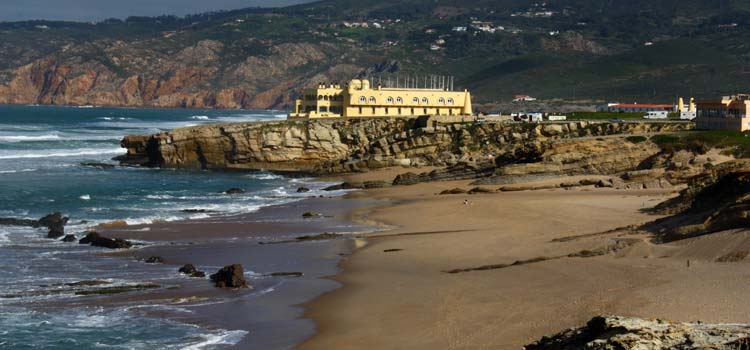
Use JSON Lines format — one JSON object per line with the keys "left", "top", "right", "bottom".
{"left": 0, "top": 105, "right": 337, "bottom": 349}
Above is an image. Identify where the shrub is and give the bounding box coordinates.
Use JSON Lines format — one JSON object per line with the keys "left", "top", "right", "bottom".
{"left": 626, "top": 135, "right": 647, "bottom": 143}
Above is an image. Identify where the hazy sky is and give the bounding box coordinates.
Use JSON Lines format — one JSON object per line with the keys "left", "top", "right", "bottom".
{"left": 0, "top": 0, "right": 314, "bottom": 22}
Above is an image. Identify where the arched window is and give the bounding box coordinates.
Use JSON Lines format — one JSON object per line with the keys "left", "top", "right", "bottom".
{"left": 396, "top": 97, "right": 403, "bottom": 104}
{"left": 369, "top": 96, "right": 376, "bottom": 103}
{"left": 359, "top": 96, "right": 366, "bottom": 103}
{"left": 387, "top": 96, "right": 394, "bottom": 104}
{"left": 421, "top": 97, "right": 428, "bottom": 104}
{"left": 438, "top": 97, "right": 445, "bottom": 104}
{"left": 447, "top": 98, "right": 454, "bottom": 105}
{"left": 318, "top": 95, "right": 324, "bottom": 100}
{"left": 412, "top": 97, "right": 419, "bottom": 104}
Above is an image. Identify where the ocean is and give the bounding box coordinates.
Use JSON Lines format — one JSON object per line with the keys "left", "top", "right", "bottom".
{"left": 0, "top": 105, "right": 358, "bottom": 349}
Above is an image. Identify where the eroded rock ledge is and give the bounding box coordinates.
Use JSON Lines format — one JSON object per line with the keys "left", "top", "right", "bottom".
{"left": 116, "top": 118, "right": 692, "bottom": 174}
{"left": 525, "top": 315, "right": 750, "bottom": 350}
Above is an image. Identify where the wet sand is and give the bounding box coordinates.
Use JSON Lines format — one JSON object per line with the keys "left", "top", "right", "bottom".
{"left": 89, "top": 196, "right": 380, "bottom": 349}
{"left": 301, "top": 171, "right": 750, "bottom": 349}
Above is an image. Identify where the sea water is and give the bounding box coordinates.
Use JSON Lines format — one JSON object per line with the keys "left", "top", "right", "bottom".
{"left": 0, "top": 105, "right": 338, "bottom": 349}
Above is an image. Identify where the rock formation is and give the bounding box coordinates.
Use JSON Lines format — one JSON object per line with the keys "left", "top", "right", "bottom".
{"left": 179, "top": 264, "right": 206, "bottom": 278}
{"left": 647, "top": 160, "right": 750, "bottom": 242}
{"left": 210, "top": 264, "right": 249, "bottom": 288}
{"left": 525, "top": 315, "right": 750, "bottom": 350}
{"left": 78, "top": 231, "right": 133, "bottom": 249}
{"left": 117, "top": 118, "right": 691, "bottom": 175}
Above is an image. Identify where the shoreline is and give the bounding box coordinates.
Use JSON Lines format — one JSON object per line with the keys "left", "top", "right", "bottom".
{"left": 88, "top": 193, "right": 383, "bottom": 349}
{"left": 299, "top": 170, "right": 750, "bottom": 349}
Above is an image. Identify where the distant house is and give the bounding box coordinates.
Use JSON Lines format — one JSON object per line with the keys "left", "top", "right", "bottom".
{"left": 604, "top": 103, "right": 673, "bottom": 113}
{"left": 435, "top": 39, "right": 446, "bottom": 45}
{"left": 695, "top": 94, "right": 750, "bottom": 131}
{"left": 513, "top": 95, "right": 537, "bottom": 102}
{"left": 430, "top": 44, "right": 442, "bottom": 51}
{"left": 452, "top": 26, "right": 467, "bottom": 32}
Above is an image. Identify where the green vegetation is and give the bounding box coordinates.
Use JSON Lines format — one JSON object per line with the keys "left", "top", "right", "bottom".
{"left": 626, "top": 136, "right": 648, "bottom": 144}
{"left": 651, "top": 131, "right": 750, "bottom": 157}
{"left": 568, "top": 112, "right": 644, "bottom": 120}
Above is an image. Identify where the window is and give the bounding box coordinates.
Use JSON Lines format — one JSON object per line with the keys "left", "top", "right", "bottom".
{"left": 369, "top": 96, "right": 376, "bottom": 103}
{"left": 396, "top": 97, "right": 403, "bottom": 104}
{"left": 421, "top": 97, "right": 428, "bottom": 104}
{"left": 447, "top": 98, "right": 454, "bottom": 105}
{"left": 385, "top": 107, "right": 389, "bottom": 114}
{"left": 412, "top": 97, "right": 419, "bottom": 104}
{"left": 358, "top": 107, "right": 362, "bottom": 114}
{"left": 387, "top": 96, "right": 394, "bottom": 104}
{"left": 438, "top": 97, "right": 445, "bottom": 104}
{"left": 320, "top": 106, "right": 328, "bottom": 113}
{"left": 318, "top": 95, "right": 324, "bottom": 100}
{"left": 359, "top": 96, "right": 366, "bottom": 103}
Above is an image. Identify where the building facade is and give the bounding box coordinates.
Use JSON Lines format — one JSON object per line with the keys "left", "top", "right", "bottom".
{"left": 602, "top": 103, "right": 674, "bottom": 113}
{"left": 289, "top": 79, "right": 472, "bottom": 119}
{"left": 695, "top": 94, "right": 750, "bottom": 131}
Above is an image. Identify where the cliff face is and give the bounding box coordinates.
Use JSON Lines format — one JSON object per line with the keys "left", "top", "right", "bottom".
{"left": 0, "top": 40, "right": 362, "bottom": 110}
{"left": 117, "top": 119, "right": 693, "bottom": 174}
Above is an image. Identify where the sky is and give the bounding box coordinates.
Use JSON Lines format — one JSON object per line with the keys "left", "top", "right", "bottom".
{"left": 0, "top": 0, "right": 314, "bottom": 22}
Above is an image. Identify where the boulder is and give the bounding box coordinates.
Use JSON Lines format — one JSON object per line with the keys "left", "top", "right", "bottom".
{"left": 61, "top": 234, "right": 77, "bottom": 242}
{"left": 38, "top": 212, "right": 68, "bottom": 239}
{"left": 302, "top": 211, "right": 322, "bottom": 218}
{"left": 79, "top": 231, "right": 133, "bottom": 249}
{"left": 296, "top": 187, "right": 311, "bottom": 193}
{"left": 210, "top": 264, "right": 249, "bottom": 288}
{"left": 363, "top": 180, "right": 390, "bottom": 189}
{"left": 224, "top": 188, "right": 246, "bottom": 194}
{"left": 178, "top": 264, "right": 206, "bottom": 277}
{"left": 144, "top": 256, "right": 164, "bottom": 264}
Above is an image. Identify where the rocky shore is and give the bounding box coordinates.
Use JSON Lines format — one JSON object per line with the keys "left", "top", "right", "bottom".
{"left": 116, "top": 118, "right": 691, "bottom": 174}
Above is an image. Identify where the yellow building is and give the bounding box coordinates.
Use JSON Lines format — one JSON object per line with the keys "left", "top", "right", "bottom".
{"left": 289, "top": 79, "right": 473, "bottom": 118}
{"left": 695, "top": 94, "right": 750, "bottom": 131}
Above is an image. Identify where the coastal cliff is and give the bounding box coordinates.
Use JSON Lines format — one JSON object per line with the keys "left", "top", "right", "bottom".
{"left": 117, "top": 118, "right": 692, "bottom": 174}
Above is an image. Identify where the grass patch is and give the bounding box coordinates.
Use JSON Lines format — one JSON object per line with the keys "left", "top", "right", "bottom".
{"left": 651, "top": 131, "right": 750, "bottom": 156}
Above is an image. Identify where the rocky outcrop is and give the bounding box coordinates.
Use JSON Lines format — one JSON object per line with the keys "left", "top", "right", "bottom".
{"left": 210, "top": 264, "right": 249, "bottom": 288}
{"left": 179, "top": 264, "right": 206, "bottom": 278}
{"left": 117, "top": 119, "right": 692, "bottom": 174}
{"left": 525, "top": 315, "right": 750, "bottom": 350}
{"left": 647, "top": 160, "right": 750, "bottom": 241}
{"left": 0, "top": 212, "right": 69, "bottom": 238}
{"left": 79, "top": 231, "right": 133, "bottom": 249}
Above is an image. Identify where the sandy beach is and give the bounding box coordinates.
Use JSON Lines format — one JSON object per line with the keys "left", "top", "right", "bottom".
{"left": 301, "top": 169, "right": 750, "bottom": 349}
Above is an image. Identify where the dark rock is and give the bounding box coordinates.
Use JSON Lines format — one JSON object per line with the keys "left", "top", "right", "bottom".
{"left": 383, "top": 249, "right": 403, "bottom": 253}
{"left": 144, "top": 256, "right": 164, "bottom": 264}
{"left": 322, "top": 182, "right": 364, "bottom": 191}
{"left": 296, "top": 187, "right": 311, "bottom": 193}
{"left": 295, "top": 232, "right": 341, "bottom": 241}
{"left": 392, "top": 172, "right": 421, "bottom": 186}
{"left": 181, "top": 209, "right": 208, "bottom": 213}
{"left": 210, "top": 264, "right": 249, "bottom": 288}
{"left": 439, "top": 188, "right": 468, "bottom": 195}
{"left": 61, "top": 234, "right": 77, "bottom": 242}
{"left": 363, "top": 180, "right": 390, "bottom": 189}
{"left": 269, "top": 272, "right": 304, "bottom": 277}
{"left": 37, "top": 212, "right": 69, "bottom": 239}
{"left": 468, "top": 187, "right": 495, "bottom": 194}
{"left": 81, "top": 162, "right": 115, "bottom": 169}
{"left": 302, "top": 211, "right": 322, "bottom": 218}
{"left": 178, "top": 264, "right": 206, "bottom": 277}
{"left": 224, "top": 188, "right": 246, "bottom": 194}
{"left": 79, "top": 231, "right": 132, "bottom": 249}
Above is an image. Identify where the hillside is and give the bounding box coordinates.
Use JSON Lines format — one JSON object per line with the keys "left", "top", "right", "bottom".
{"left": 1, "top": 0, "right": 750, "bottom": 110}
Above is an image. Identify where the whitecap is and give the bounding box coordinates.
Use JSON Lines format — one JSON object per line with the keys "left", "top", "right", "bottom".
{"left": 0, "top": 134, "right": 61, "bottom": 142}
{"left": 0, "top": 147, "right": 124, "bottom": 160}
{"left": 0, "top": 168, "right": 36, "bottom": 174}
{"left": 189, "top": 115, "right": 210, "bottom": 120}
{"left": 181, "top": 329, "right": 248, "bottom": 350}
{"left": 79, "top": 195, "right": 91, "bottom": 201}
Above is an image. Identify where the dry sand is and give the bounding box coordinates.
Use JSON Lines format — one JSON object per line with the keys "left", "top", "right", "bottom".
{"left": 302, "top": 169, "right": 750, "bottom": 349}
